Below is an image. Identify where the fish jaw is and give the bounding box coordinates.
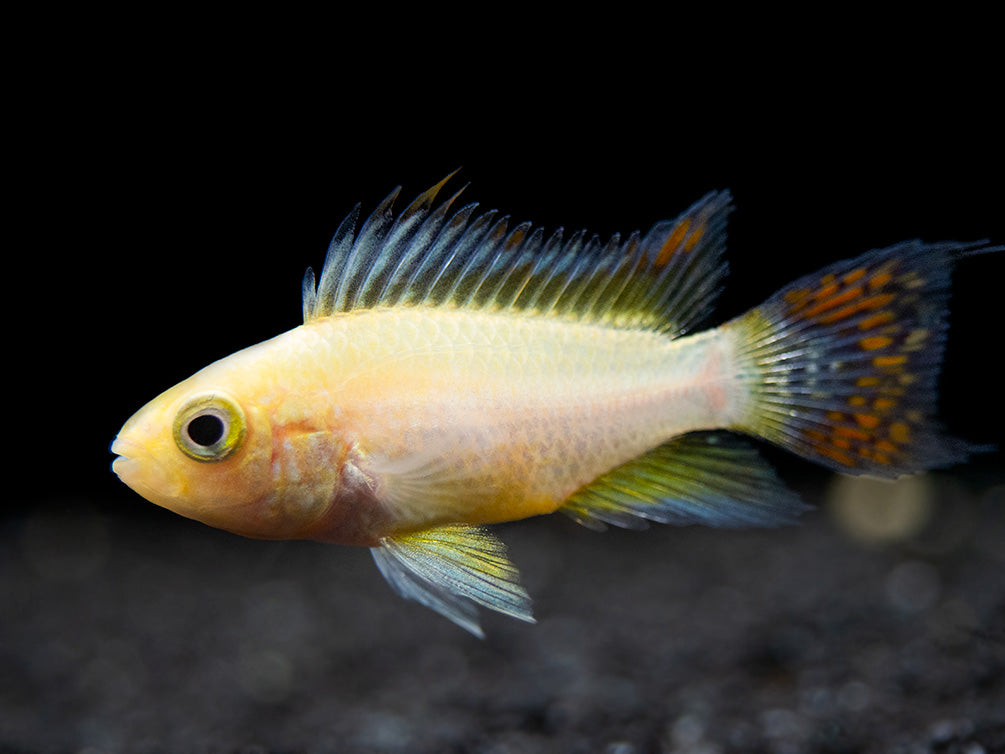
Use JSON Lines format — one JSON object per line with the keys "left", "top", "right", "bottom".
{"left": 111, "top": 393, "right": 192, "bottom": 509}
{"left": 111, "top": 433, "right": 187, "bottom": 504}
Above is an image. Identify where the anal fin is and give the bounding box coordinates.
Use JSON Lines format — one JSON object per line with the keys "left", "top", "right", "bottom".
{"left": 561, "top": 432, "right": 808, "bottom": 530}
{"left": 371, "top": 524, "right": 534, "bottom": 638}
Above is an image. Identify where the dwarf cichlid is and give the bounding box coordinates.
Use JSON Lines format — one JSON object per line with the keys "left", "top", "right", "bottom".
{"left": 112, "top": 175, "right": 996, "bottom": 636}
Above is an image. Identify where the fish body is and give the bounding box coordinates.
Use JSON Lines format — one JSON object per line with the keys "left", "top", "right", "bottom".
{"left": 118, "top": 307, "right": 738, "bottom": 543}
{"left": 112, "top": 177, "right": 994, "bottom": 636}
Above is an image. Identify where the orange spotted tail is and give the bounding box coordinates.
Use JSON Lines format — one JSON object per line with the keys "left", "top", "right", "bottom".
{"left": 727, "top": 240, "right": 995, "bottom": 477}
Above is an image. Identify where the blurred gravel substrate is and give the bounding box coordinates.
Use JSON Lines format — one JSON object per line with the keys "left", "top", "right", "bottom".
{"left": 2, "top": 472, "right": 1003, "bottom": 754}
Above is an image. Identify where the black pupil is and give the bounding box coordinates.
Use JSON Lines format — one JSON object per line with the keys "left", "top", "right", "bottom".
{"left": 187, "top": 414, "right": 225, "bottom": 447}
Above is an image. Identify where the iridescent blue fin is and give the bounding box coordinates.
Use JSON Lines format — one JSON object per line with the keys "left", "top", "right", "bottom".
{"left": 560, "top": 432, "right": 807, "bottom": 530}
{"left": 371, "top": 524, "right": 534, "bottom": 638}
{"left": 304, "top": 175, "right": 732, "bottom": 337}
{"left": 727, "top": 240, "right": 1001, "bottom": 477}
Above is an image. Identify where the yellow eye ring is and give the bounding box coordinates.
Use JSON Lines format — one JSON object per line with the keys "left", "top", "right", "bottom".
{"left": 172, "top": 392, "right": 246, "bottom": 462}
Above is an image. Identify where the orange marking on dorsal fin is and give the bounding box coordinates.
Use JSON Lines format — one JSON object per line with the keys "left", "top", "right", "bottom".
{"left": 655, "top": 219, "right": 690, "bottom": 267}
{"left": 504, "top": 226, "right": 527, "bottom": 251}
{"left": 683, "top": 224, "right": 705, "bottom": 252}
{"left": 868, "top": 270, "right": 894, "bottom": 289}
{"left": 813, "top": 279, "right": 840, "bottom": 301}
{"left": 843, "top": 267, "right": 867, "bottom": 284}
{"left": 784, "top": 288, "right": 811, "bottom": 305}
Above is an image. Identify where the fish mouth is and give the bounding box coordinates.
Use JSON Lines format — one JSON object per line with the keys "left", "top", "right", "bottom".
{"left": 110, "top": 435, "right": 184, "bottom": 500}
{"left": 110, "top": 436, "right": 142, "bottom": 477}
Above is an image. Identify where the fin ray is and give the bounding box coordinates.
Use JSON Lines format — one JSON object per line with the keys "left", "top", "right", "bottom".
{"left": 303, "top": 176, "right": 733, "bottom": 334}
{"left": 561, "top": 432, "right": 808, "bottom": 530}
{"left": 728, "top": 240, "right": 997, "bottom": 476}
{"left": 372, "top": 525, "right": 534, "bottom": 638}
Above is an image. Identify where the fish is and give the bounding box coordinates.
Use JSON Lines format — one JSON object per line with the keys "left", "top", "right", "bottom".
{"left": 111, "top": 174, "right": 997, "bottom": 637}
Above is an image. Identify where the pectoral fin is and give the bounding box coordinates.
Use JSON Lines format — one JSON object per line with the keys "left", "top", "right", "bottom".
{"left": 367, "top": 442, "right": 502, "bottom": 526}
{"left": 371, "top": 524, "right": 534, "bottom": 638}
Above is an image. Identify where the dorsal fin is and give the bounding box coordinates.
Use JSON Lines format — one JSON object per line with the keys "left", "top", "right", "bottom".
{"left": 303, "top": 175, "right": 732, "bottom": 336}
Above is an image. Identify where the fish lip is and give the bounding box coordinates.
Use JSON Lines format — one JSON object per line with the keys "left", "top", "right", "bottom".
{"left": 110, "top": 435, "right": 139, "bottom": 459}
{"left": 109, "top": 435, "right": 184, "bottom": 499}
{"left": 110, "top": 435, "right": 142, "bottom": 480}
{"left": 110, "top": 436, "right": 142, "bottom": 471}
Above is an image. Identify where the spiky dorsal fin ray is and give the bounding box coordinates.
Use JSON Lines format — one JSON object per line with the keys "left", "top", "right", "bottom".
{"left": 371, "top": 524, "right": 534, "bottom": 638}
{"left": 303, "top": 175, "right": 733, "bottom": 336}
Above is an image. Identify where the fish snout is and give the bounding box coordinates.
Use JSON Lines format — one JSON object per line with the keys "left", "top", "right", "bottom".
{"left": 110, "top": 435, "right": 185, "bottom": 501}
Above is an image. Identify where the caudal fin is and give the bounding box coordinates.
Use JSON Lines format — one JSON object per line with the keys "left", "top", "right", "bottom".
{"left": 727, "top": 240, "right": 994, "bottom": 477}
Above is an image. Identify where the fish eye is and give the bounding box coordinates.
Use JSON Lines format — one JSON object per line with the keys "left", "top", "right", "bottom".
{"left": 172, "top": 392, "right": 246, "bottom": 462}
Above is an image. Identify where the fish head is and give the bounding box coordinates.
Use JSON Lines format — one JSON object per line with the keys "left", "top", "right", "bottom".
{"left": 111, "top": 355, "right": 337, "bottom": 541}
